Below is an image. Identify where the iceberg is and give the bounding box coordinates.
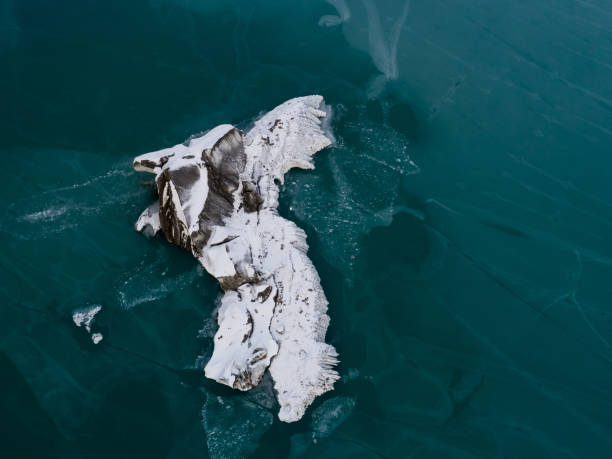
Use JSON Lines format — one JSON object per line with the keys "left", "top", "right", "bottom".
{"left": 133, "top": 96, "right": 339, "bottom": 422}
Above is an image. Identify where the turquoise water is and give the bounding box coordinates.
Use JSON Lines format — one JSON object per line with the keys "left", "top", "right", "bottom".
{"left": 3, "top": 0, "right": 612, "bottom": 457}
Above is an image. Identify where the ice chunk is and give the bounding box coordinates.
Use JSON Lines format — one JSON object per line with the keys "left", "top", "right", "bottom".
{"left": 72, "top": 305, "right": 102, "bottom": 333}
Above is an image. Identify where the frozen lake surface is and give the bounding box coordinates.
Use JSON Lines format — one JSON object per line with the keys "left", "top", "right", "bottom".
{"left": 2, "top": 0, "right": 612, "bottom": 457}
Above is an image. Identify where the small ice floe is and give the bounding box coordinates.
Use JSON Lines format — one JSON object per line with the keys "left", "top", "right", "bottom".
{"left": 72, "top": 305, "right": 103, "bottom": 344}
{"left": 22, "top": 205, "right": 69, "bottom": 223}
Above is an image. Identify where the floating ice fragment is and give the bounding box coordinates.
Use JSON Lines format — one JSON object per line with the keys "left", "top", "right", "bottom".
{"left": 72, "top": 305, "right": 103, "bottom": 344}
{"left": 72, "top": 305, "right": 102, "bottom": 333}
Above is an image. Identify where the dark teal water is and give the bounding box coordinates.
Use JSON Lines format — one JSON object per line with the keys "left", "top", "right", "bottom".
{"left": 3, "top": 1, "right": 612, "bottom": 457}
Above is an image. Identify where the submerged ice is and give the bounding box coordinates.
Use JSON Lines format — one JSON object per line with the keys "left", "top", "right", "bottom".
{"left": 132, "top": 96, "right": 339, "bottom": 422}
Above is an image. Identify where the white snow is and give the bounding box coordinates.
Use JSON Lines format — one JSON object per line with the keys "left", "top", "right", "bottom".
{"left": 135, "top": 201, "right": 160, "bottom": 236}
{"left": 205, "top": 283, "right": 279, "bottom": 390}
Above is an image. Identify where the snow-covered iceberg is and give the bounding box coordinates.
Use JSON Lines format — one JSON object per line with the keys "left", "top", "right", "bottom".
{"left": 133, "top": 96, "right": 339, "bottom": 422}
